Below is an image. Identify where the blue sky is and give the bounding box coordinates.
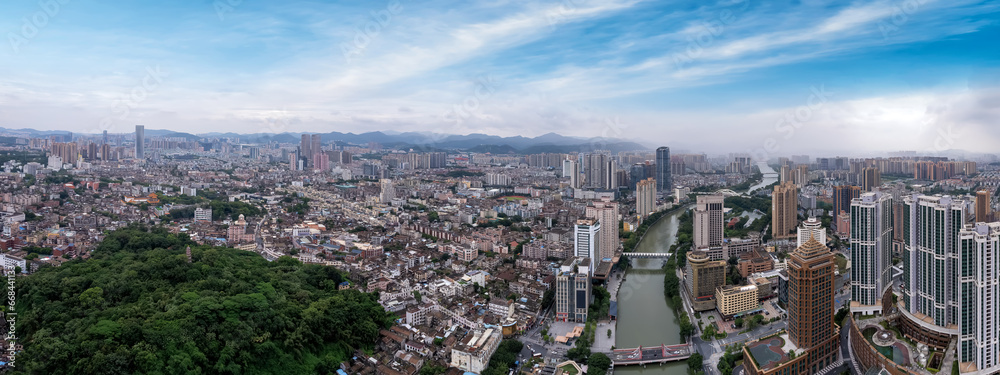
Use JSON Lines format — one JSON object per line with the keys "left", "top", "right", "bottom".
{"left": 1, "top": 0, "right": 998, "bottom": 155}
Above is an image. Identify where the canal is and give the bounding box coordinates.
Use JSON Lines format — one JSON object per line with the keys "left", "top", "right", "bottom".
{"left": 747, "top": 162, "right": 779, "bottom": 194}
{"left": 614, "top": 207, "right": 688, "bottom": 374}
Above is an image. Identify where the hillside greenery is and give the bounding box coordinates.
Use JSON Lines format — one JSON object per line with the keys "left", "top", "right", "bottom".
{"left": 15, "top": 225, "right": 392, "bottom": 374}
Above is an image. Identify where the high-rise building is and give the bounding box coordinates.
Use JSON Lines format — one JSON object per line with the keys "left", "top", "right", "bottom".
{"left": 796, "top": 217, "right": 826, "bottom": 248}
{"left": 792, "top": 164, "right": 809, "bottom": 187}
{"left": 832, "top": 185, "right": 861, "bottom": 230}
{"left": 957, "top": 222, "right": 1000, "bottom": 373}
{"left": 901, "top": 194, "right": 970, "bottom": 330}
{"left": 686, "top": 250, "right": 726, "bottom": 310}
{"left": 563, "top": 159, "right": 581, "bottom": 189}
{"left": 300, "top": 134, "right": 311, "bottom": 167}
{"left": 379, "top": 179, "right": 395, "bottom": 204}
{"left": 135, "top": 125, "right": 145, "bottom": 159}
{"left": 586, "top": 200, "right": 619, "bottom": 261}
{"left": 976, "top": 190, "right": 992, "bottom": 222}
{"left": 310, "top": 134, "right": 321, "bottom": 166}
{"left": 655, "top": 147, "right": 672, "bottom": 194}
{"left": 555, "top": 258, "right": 591, "bottom": 322}
{"left": 636, "top": 178, "right": 656, "bottom": 220}
{"left": 573, "top": 219, "right": 600, "bottom": 274}
{"left": 849, "top": 192, "right": 893, "bottom": 314}
{"left": 778, "top": 237, "right": 839, "bottom": 373}
{"left": 694, "top": 195, "right": 724, "bottom": 249}
{"left": 861, "top": 167, "right": 881, "bottom": 192}
{"left": 772, "top": 182, "right": 798, "bottom": 239}
{"left": 584, "top": 153, "right": 609, "bottom": 189}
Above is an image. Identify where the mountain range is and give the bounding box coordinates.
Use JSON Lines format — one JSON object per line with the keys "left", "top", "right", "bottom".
{"left": 0, "top": 127, "right": 649, "bottom": 153}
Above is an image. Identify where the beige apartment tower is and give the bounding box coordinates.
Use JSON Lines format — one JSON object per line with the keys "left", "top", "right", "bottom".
{"left": 772, "top": 182, "right": 799, "bottom": 239}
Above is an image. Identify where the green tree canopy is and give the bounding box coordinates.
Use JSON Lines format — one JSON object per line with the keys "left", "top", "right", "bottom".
{"left": 16, "top": 225, "right": 393, "bottom": 374}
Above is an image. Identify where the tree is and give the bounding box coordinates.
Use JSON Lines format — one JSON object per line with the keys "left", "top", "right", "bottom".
{"left": 734, "top": 317, "right": 744, "bottom": 329}
{"left": 746, "top": 315, "right": 760, "bottom": 331}
{"left": 15, "top": 224, "right": 394, "bottom": 374}
{"left": 701, "top": 324, "right": 717, "bottom": 341}
{"left": 688, "top": 353, "right": 704, "bottom": 373}
{"left": 587, "top": 352, "right": 611, "bottom": 375}
{"left": 542, "top": 288, "right": 555, "bottom": 309}
{"left": 607, "top": 329, "right": 612, "bottom": 338}
{"left": 413, "top": 291, "right": 422, "bottom": 303}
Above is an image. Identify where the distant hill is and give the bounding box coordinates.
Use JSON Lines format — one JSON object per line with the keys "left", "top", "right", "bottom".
{"left": 0, "top": 127, "right": 651, "bottom": 153}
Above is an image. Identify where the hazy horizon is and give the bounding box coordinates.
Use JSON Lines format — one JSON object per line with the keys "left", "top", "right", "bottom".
{"left": 2, "top": 0, "right": 999, "bottom": 156}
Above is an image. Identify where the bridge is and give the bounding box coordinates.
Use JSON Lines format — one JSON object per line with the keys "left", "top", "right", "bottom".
{"left": 612, "top": 343, "right": 693, "bottom": 366}
{"left": 626, "top": 252, "right": 673, "bottom": 259}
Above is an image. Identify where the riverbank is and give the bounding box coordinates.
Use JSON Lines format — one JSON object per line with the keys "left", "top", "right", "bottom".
{"left": 614, "top": 207, "right": 689, "bottom": 375}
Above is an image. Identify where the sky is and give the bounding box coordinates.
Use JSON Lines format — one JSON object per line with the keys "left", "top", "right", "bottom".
{"left": 0, "top": 0, "right": 998, "bottom": 156}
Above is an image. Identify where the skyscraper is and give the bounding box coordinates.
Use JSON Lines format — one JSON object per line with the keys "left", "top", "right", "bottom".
{"left": 832, "top": 185, "right": 861, "bottom": 230}
{"left": 772, "top": 182, "right": 798, "bottom": 239}
{"left": 957, "top": 222, "right": 1000, "bottom": 373}
{"left": 563, "top": 159, "right": 581, "bottom": 189}
{"left": 655, "top": 147, "right": 671, "bottom": 194}
{"left": 310, "top": 134, "right": 321, "bottom": 167}
{"left": 555, "top": 258, "right": 591, "bottom": 322}
{"left": 584, "top": 153, "right": 609, "bottom": 189}
{"left": 901, "top": 194, "right": 969, "bottom": 328}
{"left": 694, "top": 195, "right": 724, "bottom": 249}
{"left": 976, "top": 190, "right": 992, "bottom": 222}
{"left": 783, "top": 237, "right": 839, "bottom": 370}
{"left": 586, "top": 200, "right": 618, "bottom": 261}
{"left": 849, "top": 191, "right": 893, "bottom": 313}
{"left": 686, "top": 250, "right": 727, "bottom": 311}
{"left": 636, "top": 178, "right": 656, "bottom": 220}
{"left": 861, "top": 167, "right": 881, "bottom": 192}
{"left": 573, "top": 219, "right": 600, "bottom": 275}
{"left": 135, "top": 125, "right": 145, "bottom": 159}
{"left": 300, "top": 134, "right": 311, "bottom": 167}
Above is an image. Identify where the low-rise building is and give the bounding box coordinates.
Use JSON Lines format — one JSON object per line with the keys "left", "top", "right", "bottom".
{"left": 450, "top": 328, "right": 501, "bottom": 374}
{"left": 717, "top": 284, "right": 759, "bottom": 319}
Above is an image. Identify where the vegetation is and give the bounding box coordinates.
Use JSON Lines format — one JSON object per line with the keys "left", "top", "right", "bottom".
{"left": 481, "top": 340, "right": 523, "bottom": 375}
{"left": 687, "top": 352, "right": 705, "bottom": 374}
{"left": 443, "top": 170, "right": 484, "bottom": 178}
{"left": 156, "top": 193, "right": 207, "bottom": 206}
{"left": 717, "top": 345, "right": 744, "bottom": 375}
{"left": 16, "top": 225, "right": 393, "bottom": 374}
{"left": 587, "top": 352, "right": 611, "bottom": 375}
{"left": 588, "top": 286, "right": 611, "bottom": 322}
{"left": 169, "top": 200, "right": 263, "bottom": 221}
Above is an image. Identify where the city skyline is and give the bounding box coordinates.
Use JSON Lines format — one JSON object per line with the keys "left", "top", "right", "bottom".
{"left": 1, "top": 1, "right": 998, "bottom": 155}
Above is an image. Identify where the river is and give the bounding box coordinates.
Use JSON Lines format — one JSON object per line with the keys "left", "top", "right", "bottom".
{"left": 614, "top": 207, "right": 687, "bottom": 374}
{"left": 747, "top": 162, "right": 779, "bottom": 194}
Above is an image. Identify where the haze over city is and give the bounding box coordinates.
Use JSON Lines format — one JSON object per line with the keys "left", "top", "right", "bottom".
{"left": 2, "top": 0, "right": 999, "bottom": 155}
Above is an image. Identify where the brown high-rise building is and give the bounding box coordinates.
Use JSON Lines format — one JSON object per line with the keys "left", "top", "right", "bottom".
{"left": 685, "top": 250, "right": 726, "bottom": 312}
{"left": 788, "top": 237, "right": 836, "bottom": 348}
{"left": 976, "top": 190, "right": 992, "bottom": 222}
{"left": 300, "top": 134, "right": 311, "bottom": 166}
{"left": 860, "top": 167, "right": 881, "bottom": 192}
{"left": 772, "top": 182, "right": 798, "bottom": 239}
{"left": 745, "top": 237, "right": 840, "bottom": 375}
